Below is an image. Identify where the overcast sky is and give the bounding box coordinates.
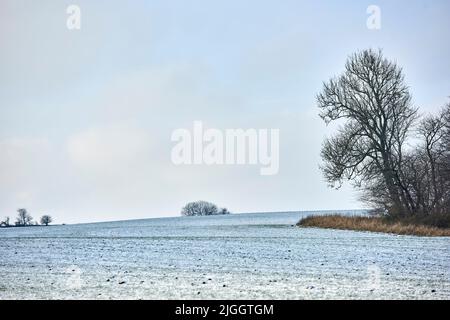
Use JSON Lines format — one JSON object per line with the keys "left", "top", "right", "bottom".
{"left": 1, "top": 0, "right": 449, "bottom": 223}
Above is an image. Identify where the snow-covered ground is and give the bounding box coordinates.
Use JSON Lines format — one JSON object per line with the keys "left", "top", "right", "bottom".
{"left": 1, "top": 211, "right": 449, "bottom": 299}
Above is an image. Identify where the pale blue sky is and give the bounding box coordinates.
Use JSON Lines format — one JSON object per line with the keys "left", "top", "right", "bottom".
{"left": 1, "top": 0, "right": 449, "bottom": 223}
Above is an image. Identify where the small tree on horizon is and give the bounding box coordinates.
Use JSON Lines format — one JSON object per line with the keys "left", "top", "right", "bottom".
{"left": 0, "top": 216, "right": 10, "bottom": 227}
{"left": 181, "top": 201, "right": 231, "bottom": 216}
{"left": 15, "top": 208, "right": 33, "bottom": 226}
{"left": 182, "top": 201, "right": 218, "bottom": 216}
{"left": 219, "top": 208, "right": 231, "bottom": 215}
{"left": 40, "top": 215, "right": 53, "bottom": 226}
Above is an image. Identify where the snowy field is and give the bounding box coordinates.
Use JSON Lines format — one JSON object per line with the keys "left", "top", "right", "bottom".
{"left": 0, "top": 211, "right": 449, "bottom": 300}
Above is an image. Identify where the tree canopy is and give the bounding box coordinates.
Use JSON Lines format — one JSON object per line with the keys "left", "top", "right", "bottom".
{"left": 181, "top": 201, "right": 230, "bottom": 216}
{"left": 318, "top": 49, "right": 449, "bottom": 217}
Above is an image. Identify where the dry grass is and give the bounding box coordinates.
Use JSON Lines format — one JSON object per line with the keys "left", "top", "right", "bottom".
{"left": 297, "top": 214, "right": 450, "bottom": 237}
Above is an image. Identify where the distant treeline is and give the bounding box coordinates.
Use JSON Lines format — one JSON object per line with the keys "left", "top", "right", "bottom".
{"left": 0, "top": 209, "right": 53, "bottom": 227}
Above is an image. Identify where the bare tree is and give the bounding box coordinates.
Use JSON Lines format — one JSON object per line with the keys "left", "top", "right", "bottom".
{"left": 0, "top": 216, "right": 10, "bottom": 227}
{"left": 40, "top": 215, "right": 53, "bottom": 226}
{"left": 442, "top": 102, "right": 450, "bottom": 184}
{"left": 415, "top": 107, "right": 448, "bottom": 213}
{"left": 317, "top": 49, "right": 418, "bottom": 216}
{"left": 181, "top": 201, "right": 222, "bottom": 216}
{"left": 15, "top": 208, "right": 33, "bottom": 226}
{"left": 219, "top": 208, "right": 231, "bottom": 215}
